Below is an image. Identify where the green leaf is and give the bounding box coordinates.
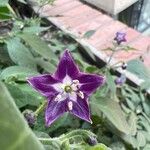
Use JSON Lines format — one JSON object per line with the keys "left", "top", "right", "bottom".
{"left": 0, "top": 43, "right": 12, "bottom": 65}
{"left": 127, "top": 59, "right": 150, "bottom": 80}
{"left": 83, "top": 30, "right": 96, "bottom": 39}
{"left": 110, "top": 142, "right": 126, "bottom": 150}
{"left": 85, "top": 66, "right": 98, "bottom": 73}
{"left": 0, "top": 0, "right": 8, "bottom": 6}
{"left": 19, "top": 33, "right": 58, "bottom": 61}
{"left": 5, "top": 83, "right": 43, "bottom": 108}
{"left": 23, "top": 26, "right": 49, "bottom": 34}
{"left": 91, "top": 96, "right": 130, "bottom": 134}
{"left": 143, "top": 145, "right": 150, "bottom": 150}
{"left": 0, "top": 81, "right": 45, "bottom": 150}
{"left": 34, "top": 131, "right": 50, "bottom": 138}
{"left": 17, "top": 0, "right": 27, "bottom": 4}
{"left": 0, "top": 6, "right": 12, "bottom": 20}
{"left": 137, "top": 131, "right": 146, "bottom": 148}
{"left": 0, "top": 66, "right": 39, "bottom": 81}
{"left": 106, "top": 71, "right": 116, "bottom": 95}
{"left": 127, "top": 112, "right": 137, "bottom": 136}
{"left": 87, "top": 143, "right": 111, "bottom": 150}
{"left": 36, "top": 58, "right": 56, "bottom": 73}
{"left": 140, "top": 80, "right": 150, "bottom": 91}
{"left": 6, "top": 37, "right": 37, "bottom": 69}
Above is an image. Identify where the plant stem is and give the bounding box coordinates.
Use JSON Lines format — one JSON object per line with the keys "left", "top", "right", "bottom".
{"left": 106, "top": 50, "right": 117, "bottom": 68}
{"left": 6, "top": 4, "right": 17, "bottom": 18}
{"left": 34, "top": 101, "right": 47, "bottom": 116}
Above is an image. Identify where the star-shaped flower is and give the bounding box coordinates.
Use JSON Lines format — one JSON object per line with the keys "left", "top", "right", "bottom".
{"left": 27, "top": 50, "right": 105, "bottom": 126}
{"left": 114, "top": 32, "right": 127, "bottom": 45}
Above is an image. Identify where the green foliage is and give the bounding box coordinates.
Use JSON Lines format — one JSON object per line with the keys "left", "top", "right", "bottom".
{"left": 0, "top": 0, "right": 9, "bottom": 6}
{"left": 91, "top": 96, "right": 130, "bottom": 134}
{"left": 83, "top": 30, "right": 96, "bottom": 39}
{"left": 105, "top": 71, "right": 116, "bottom": 95}
{"left": 0, "top": 82, "right": 45, "bottom": 150}
{"left": 0, "top": 6, "right": 12, "bottom": 20}
{"left": 127, "top": 59, "right": 150, "bottom": 80}
{"left": 5, "top": 83, "right": 44, "bottom": 108}
{"left": 19, "top": 33, "right": 58, "bottom": 61}
{"left": 0, "top": 66, "right": 39, "bottom": 81}
{"left": 38, "top": 129, "right": 111, "bottom": 150}
{"left": 6, "top": 37, "right": 37, "bottom": 70}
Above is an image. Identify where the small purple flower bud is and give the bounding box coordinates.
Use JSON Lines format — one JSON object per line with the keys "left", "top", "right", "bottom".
{"left": 88, "top": 136, "right": 98, "bottom": 146}
{"left": 139, "top": 56, "right": 144, "bottom": 62}
{"left": 121, "top": 62, "right": 127, "bottom": 70}
{"left": 114, "top": 32, "right": 127, "bottom": 45}
{"left": 23, "top": 109, "right": 37, "bottom": 127}
{"left": 115, "top": 74, "right": 126, "bottom": 86}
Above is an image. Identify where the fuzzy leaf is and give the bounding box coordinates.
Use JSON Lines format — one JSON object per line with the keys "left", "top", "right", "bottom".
{"left": 0, "top": 66, "right": 39, "bottom": 81}
{"left": 0, "top": 0, "right": 8, "bottom": 6}
{"left": 127, "top": 59, "right": 150, "bottom": 80}
{"left": 19, "top": 33, "right": 57, "bottom": 61}
{"left": 137, "top": 131, "right": 146, "bottom": 148}
{"left": 83, "top": 30, "right": 96, "bottom": 39}
{"left": 106, "top": 71, "right": 116, "bottom": 94}
{"left": 6, "top": 37, "right": 37, "bottom": 69}
{"left": 35, "top": 58, "right": 56, "bottom": 73}
{"left": 0, "top": 6, "right": 12, "bottom": 20}
{"left": 0, "top": 81, "right": 45, "bottom": 150}
{"left": 91, "top": 96, "right": 130, "bottom": 134}
{"left": 23, "top": 26, "right": 49, "bottom": 34}
{"left": 5, "top": 83, "right": 43, "bottom": 108}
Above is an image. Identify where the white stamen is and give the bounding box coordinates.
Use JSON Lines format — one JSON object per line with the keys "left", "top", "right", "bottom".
{"left": 78, "top": 91, "right": 84, "bottom": 99}
{"left": 54, "top": 94, "right": 62, "bottom": 101}
{"left": 72, "top": 80, "right": 79, "bottom": 84}
{"left": 68, "top": 101, "right": 73, "bottom": 111}
{"left": 71, "top": 84, "right": 78, "bottom": 91}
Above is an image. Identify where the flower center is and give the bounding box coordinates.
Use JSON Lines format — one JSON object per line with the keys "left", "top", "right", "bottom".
{"left": 64, "top": 85, "right": 72, "bottom": 93}
{"left": 54, "top": 79, "right": 84, "bottom": 103}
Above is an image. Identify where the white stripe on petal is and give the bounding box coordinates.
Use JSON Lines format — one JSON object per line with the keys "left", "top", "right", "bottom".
{"left": 69, "top": 92, "right": 77, "bottom": 102}
{"left": 63, "top": 75, "right": 72, "bottom": 85}
{"left": 54, "top": 93, "right": 67, "bottom": 102}
{"left": 52, "top": 83, "right": 64, "bottom": 93}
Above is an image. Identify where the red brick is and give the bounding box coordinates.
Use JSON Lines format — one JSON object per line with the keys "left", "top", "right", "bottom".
{"left": 130, "top": 36, "right": 150, "bottom": 51}
{"left": 60, "top": 6, "right": 102, "bottom": 28}
{"left": 43, "top": 0, "right": 82, "bottom": 16}
{"left": 74, "top": 14, "right": 113, "bottom": 36}
{"left": 113, "top": 49, "right": 142, "bottom": 62}
{"left": 125, "top": 27, "right": 141, "bottom": 43}
{"left": 42, "top": 0, "right": 74, "bottom": 13}
{"left": 144, "top": 53, "right": 150, "bottom": 69}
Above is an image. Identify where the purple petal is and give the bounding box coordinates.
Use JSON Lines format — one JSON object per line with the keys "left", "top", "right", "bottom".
{"left": 54, "top": 50, "right": 80, "bottom": 80}
{"left": 45, "top": 99, "right": 68, "bottom": 126}
{"left": 77, "top": 73, "right": 105, "bottom": 95}
{"left": 114, "top": 32, "right": 127, "bottom": 44}
{"left": 70, "top": 96, "right": 92, "bottom": 123}
{"left": 27, "top": 74, "right": 60, "bottom": 98}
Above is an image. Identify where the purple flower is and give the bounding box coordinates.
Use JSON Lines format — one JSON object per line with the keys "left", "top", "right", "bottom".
{"left": 114, "top": 32, "right": 127, "bottom": 45}
{"left": 27, "top": 50, "right": 105, "bottom": 126}
{"left": 115, "top": 74, "right": 126, "bottom": 86}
